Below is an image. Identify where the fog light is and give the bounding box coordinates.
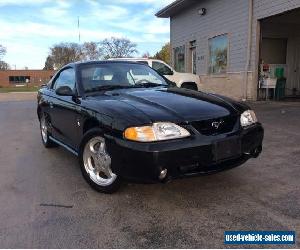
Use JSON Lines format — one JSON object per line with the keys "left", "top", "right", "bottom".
{"left": 159, "top": 169, "right": 168, "bottom": 180}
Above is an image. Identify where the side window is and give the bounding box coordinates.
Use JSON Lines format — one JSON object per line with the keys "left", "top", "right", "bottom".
{"left": 53, "top": 68, "right": 75, "bottom": 90}
{"left": 152, "top": 61, "right": 173, "bottom": 75}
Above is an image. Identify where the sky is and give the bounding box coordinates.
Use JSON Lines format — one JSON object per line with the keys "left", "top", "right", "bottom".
{"left": 0, "top": 0, "right": 173, "bottom": 69}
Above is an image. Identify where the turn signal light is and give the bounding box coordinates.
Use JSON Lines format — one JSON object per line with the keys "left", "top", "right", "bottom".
{"left": 124, "top": 126, "right": 156, "bottom": 142}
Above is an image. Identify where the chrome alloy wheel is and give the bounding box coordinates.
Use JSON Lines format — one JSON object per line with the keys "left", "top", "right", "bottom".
{"left": 41, "top": 116, "right": 48, "bottom": 143}
{"left": 83, "top": 136, "right": 117, "bottom": 186}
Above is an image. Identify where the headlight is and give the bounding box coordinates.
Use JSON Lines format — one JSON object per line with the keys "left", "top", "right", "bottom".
{"left": 124, "top": 122, "right": 191, "bottom": 142}
{"left": 240, "top": 110, "right": 258, "bottom": 127}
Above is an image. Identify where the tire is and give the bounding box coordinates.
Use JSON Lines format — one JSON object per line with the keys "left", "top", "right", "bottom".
{"left": 40, "top": 113, "right": 57, "bottom": 148}
{"left": 79, "top": 129, "right": 121, "bottom": 193}
{"left": 181, "top": 82, "right": 198, "bottom": 91}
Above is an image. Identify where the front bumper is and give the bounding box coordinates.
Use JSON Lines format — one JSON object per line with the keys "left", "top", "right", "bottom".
{"left": 106, "top": 123, "right": 264, "bottom": 183}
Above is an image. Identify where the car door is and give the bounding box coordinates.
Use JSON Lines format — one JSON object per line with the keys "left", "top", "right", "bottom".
{"left": 50, "top": 67, "right": 80, "bottom": 149}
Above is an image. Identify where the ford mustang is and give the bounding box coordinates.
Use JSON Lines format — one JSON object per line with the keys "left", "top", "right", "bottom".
{"left": 37, "top": 61, "right": 264, "bottom": 193}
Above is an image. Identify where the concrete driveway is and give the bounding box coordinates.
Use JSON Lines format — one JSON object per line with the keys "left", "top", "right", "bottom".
{"left": 0, "top": 92, "right": 299, "bottom": 248}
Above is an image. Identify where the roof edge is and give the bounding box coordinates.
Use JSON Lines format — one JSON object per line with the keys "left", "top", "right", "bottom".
{"left": 155, "top": 0, "right": 187, "bottom": 18}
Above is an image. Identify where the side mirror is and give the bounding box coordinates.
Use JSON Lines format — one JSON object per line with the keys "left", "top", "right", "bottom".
{"left": 40, "top": 83, "right": 48, "bottom": 89}
{"left": 55, "top": 86, "right": 74, "bottom": 96}
{"left": 168, "top": 70, "right": 174, "bottom": 76}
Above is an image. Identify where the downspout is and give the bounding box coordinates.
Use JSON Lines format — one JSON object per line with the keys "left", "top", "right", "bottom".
{"left": 243, "top": 0, "right": 253, "bottom": 101}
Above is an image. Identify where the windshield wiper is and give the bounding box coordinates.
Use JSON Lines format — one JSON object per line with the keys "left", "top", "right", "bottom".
{"left": 85, "top": 85, "right": 134, "bottom": 93}
{"left": 134, "top": 82, "right": 167, "bottom": 88}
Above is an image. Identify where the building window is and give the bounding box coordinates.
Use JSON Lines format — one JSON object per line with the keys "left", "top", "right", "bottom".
{"left": 9, "top": 76, "right": 30, "bottom": 84}
{"left": 208, "top": 34, "right": 228, "bottom": 74}
{"left": 174, "top": 45, "right": 185, "bottom": 72}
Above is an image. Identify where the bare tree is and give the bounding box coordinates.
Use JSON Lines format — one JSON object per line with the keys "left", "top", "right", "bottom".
{"left": 100, "top": 37, "right": 138, "bottom": 59}
{"left": 47, "top": 43, "right": 83, "bottom": 69}
{"left": 0, "top": 45, "right": 6, "bottom": 59}
{"left": 0, "top": 45, "right": 10, "bottom": 70}
{"left": 81, "top": 42, "right": 102, "bottom": 61}
{"left": 142, "top": 52, "right": 151, "bottom": 58}
{"left": 0, "top": 61, "right": 10, "bottom": 70}
{"left": 43, "top": 56, "right": 54, "bottom": 70}
{"left": 45, "top": 38, "right": 137, "bottom": 68}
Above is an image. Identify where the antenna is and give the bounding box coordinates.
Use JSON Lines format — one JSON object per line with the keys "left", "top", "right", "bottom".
{"left": 78, "top": 16, "right": 81, "bottom": 43}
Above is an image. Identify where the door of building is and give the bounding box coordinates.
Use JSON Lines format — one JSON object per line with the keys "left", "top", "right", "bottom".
{"left": 191, "top": 47, "right": 197, "bottom": 75}
{"left": 189, "top": 40, "right": 197, "bottom": 75}
{"left": 288, "top": 38, "right": 300, "bottom": 95}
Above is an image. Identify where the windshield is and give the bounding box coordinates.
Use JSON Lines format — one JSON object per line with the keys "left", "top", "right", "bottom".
{"left": 79, "top": 62, "right": 168, "bottom": 93}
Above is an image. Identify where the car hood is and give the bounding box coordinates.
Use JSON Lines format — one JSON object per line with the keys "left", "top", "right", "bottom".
{"left": 87, "top": 87, "right": 239, "bottom": 125}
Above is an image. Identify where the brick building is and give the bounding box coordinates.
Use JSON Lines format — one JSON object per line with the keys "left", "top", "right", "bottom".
{"left": 0, "top": 70, "right": 56, "bottom": 87}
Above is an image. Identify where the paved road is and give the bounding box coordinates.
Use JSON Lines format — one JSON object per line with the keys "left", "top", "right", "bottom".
{"left": 0, "top": 93, "right": 299, "bottom": 248}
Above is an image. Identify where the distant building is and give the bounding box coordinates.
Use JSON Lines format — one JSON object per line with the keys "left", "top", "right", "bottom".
{"left": 0, "top": 69, "right": 56, "bottom": 87}
{"left": 157, "top": 0, "right": 300, "bottom": 100}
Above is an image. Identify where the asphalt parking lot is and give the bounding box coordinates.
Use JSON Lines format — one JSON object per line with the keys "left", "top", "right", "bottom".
{"left": 0, "top": 92, "right": 299, "bottom": 248}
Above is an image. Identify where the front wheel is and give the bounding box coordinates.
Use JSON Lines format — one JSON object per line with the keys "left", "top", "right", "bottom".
{"left": 79, "top": 130, "right": 121, "bottom": 193}
{"left": 181, "top": 82, "right": 198, "bottom": 91}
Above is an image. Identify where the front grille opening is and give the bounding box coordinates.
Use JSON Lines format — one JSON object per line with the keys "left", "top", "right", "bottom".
{"left": 191, "top": 115, "right": 238, "bottom": 136}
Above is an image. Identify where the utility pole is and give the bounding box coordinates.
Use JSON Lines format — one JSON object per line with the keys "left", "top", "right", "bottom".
{"left": 78, "top": 16, "right": 81, "bottom": 43}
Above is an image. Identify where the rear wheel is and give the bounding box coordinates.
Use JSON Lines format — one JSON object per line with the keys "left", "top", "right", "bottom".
{"left": 40, "top": 114, "right": 57, "bottom": 148}
{"left": 79, "top": 130, "right": 121, "bottom": 193}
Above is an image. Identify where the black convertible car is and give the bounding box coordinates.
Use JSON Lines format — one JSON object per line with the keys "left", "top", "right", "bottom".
{"left": 37, "top": 61, "right": 264, "bottom": 193}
